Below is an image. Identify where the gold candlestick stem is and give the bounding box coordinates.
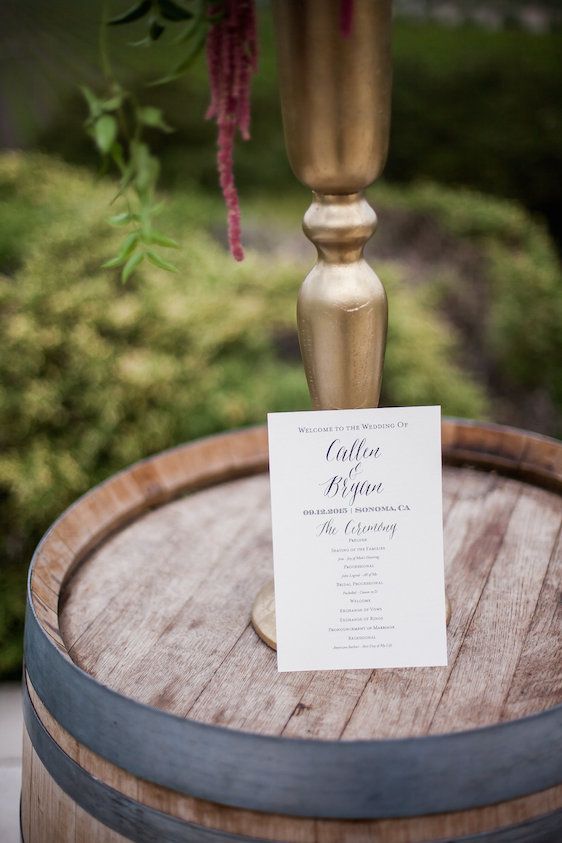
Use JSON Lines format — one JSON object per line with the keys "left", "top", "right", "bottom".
{"left": 299, "top": 193, "right": 387, "bottom": 409}
{"left": 252, "top": 0, "right": 393, "bottom": 649}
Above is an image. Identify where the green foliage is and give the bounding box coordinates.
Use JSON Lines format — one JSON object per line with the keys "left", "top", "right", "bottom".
{"left": 0, "top": 566, "right": 26, "bottom": 679}
{"left": 82, "top": 80, "right": 180, "bottom": 279}
{"left": 81, "top": 0, "right": 215, "bottom": 281}
{"left": 109, "top": 0, "right": 212, "bottom": 64}
{"left": 0, "top": 152, "right": 494, "bottom": 677}
{"left": 372, "top": 182, "right": 562, "bottom": 416}
{"left": 61, "top": 11, "right": 560, "bottom": 243}
{"left": 383, "top": 285, "right": 485, "bottom": 415}
{"left": 7, "top": 4, "right": 560, "bottom": 252}
{"left": 388, "top": 20, "right": 562, "bottom": 239}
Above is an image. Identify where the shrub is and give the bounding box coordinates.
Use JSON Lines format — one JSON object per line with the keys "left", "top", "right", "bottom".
{"left": 372, "top": 182, "right": 562, "bottom": 429}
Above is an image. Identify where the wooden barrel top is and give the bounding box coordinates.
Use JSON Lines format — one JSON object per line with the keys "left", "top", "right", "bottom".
{"left": 58, "top": 457, "right": 559, "bottom": 740}
{"left": 24, "top": 419, "right": 562, "bottom": 821}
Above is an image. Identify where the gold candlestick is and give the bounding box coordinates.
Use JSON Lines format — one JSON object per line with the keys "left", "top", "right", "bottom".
{"left": 252, "top": 0, "right": 393, "bottom": 649}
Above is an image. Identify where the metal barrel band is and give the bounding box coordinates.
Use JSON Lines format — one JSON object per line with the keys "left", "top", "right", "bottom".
{"left": 24, "top": 593, "right": 562, "bottom": 819}
{"left": 22, "top": 683, "right": 562, "bottom": 843}
{"left": 22, "top": 685, "right": 271, "bottom": 843}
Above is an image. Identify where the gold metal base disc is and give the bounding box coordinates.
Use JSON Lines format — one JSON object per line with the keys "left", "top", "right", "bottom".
{"left": 251, "top": 581, "right": 277, "bottom": 650}
{"left": 251, "top": 579, "right": 452, "bottom": 652}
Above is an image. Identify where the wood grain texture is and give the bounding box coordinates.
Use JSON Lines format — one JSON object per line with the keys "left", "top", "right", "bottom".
{"left": 22, "top": 728, "right": 127, "bottom": 843}
{"left": 23, "top": 676, "right": 562, "bottom": 843}
{"left": 58, "top": 464, "right": 561, "bottom": 739}
{"left": 62, "top": 474, "right": 272, "bottom": 715}
{"left": 304, "top": 470, "right": 500, "bottom": 740}
{"left": 28, "top": 731, "right": 76, "bottom": 843}
{"left": 192, "top": 467, "right": 463, "bottom": 740}
{"left": 430, "top": 483, "right": 561, "bottom": 733}
{"left": 22, "top": 421, "right": 562, "bottom": 841}
{"left": 502, "top": 527, "right": 562, "bottom": 720}
{"left": 20, "top": 725, "right": 33, "bottom": 843}
{"left": 337, "top": 471, "right": 521, "bottom": 739}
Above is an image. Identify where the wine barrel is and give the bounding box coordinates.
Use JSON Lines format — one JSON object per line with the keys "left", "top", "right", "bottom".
{"left": 21, "top": 420, "right": 562, "bottom": 842}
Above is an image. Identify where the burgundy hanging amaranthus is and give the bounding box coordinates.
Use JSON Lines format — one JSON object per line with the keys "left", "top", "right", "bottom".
{"left": 204, "top": 0, "right": 353, "bottom": 260}
{"left": 205, "top": 0, "right": 258, "bottom": 261}
{"left": 340, "top": 0, "right": 354, "bottom": 37}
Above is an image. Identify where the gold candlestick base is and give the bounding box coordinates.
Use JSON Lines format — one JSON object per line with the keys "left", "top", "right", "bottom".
{"left": 251, "top": 581, "right": 277, "bottom": 649}
{"left": 252, "top": 581, "right": 451, "bottom": 652}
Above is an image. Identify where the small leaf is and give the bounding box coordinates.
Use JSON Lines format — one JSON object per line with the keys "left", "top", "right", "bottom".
{"left": 137, "top": 106, "right": 174, "bottom": 132}
{"left": 102, "top": 232, "right": 139, "bottom": 268}
{"left": 108, "top": 211, "right": 134, "bottom": 226}
{"left": 149, "top": 27, "right": 206, "bottom": 84}
{"left": 101, "top": 254, "right": 127, "bottom": 269}
{"left": 170, "top": 28, "right": 207, "bottom": 74}
{"left": 150, "top": 20, "right": 166, "bottom": 40}
{"left": 109, "top": 0, "right": 152, "bottom": 25}
{"left": 129, "top": 18, "right": 164, "bottom": 47}
{"left": 110, "top": 141, "right": 126, "bottom": 173}
{"left": 94, "top": 114, "right": 118, "bottom": 154}
{"left": 81, "top": 85, "right": 102, "bottom": 118}
{"left": 122, "top": 251, "right": 144, "bottom": 283}
{"left": 131, "top": 141, "right": 160, "bottom": 196}
{"left": 119, "top": 231, "right": 141, "bottom": 257}
{"left": 174, "top": 0, "right": 206, "bottom": 42}
{"left": 101, "top": 93, "right": 124, "bottom": 111}
{"left": 173, "top": 20, "right": 196, "bottom": 44}
{"left": 157, "top": 0, "right": 193, "bottom": 22}
{"left": 129, "top": 35, "right": 152, "bottom": 47}
{"left": 147, "top": 230, "right": 179, "bottom": 248}
{"left": 146, "top": 250, "right": 178, "bottom": 272}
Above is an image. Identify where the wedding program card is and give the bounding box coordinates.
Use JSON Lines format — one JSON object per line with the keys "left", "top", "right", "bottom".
{"left": 268, "top": 405, "right": 447, "bottom": 672}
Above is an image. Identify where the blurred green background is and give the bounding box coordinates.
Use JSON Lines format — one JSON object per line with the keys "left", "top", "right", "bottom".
{"left": 1, "top": 0, "right": 561, "bottom": 677}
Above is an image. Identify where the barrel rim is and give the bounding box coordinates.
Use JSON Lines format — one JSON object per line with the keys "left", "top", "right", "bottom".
{"left": 24, "top": 418, "right": 562, "bottom": 819}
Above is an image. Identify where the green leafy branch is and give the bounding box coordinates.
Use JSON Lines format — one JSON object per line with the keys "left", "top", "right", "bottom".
{"left": 84, "top": 0, "right": 220, "bottom": 281}
{"left": 83, "top": 83, "right": 179, "bottom": 281}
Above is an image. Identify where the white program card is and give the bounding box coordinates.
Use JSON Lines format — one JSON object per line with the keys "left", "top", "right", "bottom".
{"left": 268, "top": 405, "right": 448, "bottom": 672}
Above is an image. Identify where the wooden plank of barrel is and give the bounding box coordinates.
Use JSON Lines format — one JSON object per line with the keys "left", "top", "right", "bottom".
{"left": 21, "top": 420, "right": 562, "bottom": 843}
